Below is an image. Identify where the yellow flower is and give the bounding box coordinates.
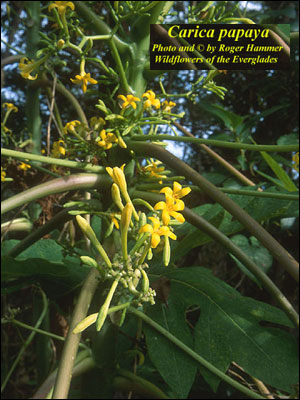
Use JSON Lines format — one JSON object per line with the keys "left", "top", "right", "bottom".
{"left": 162, "top": 100, "right": 176, "bottom": 112}
{"left": 118, "top": 94, "right": 140, "bottom": 110}
{"left": 51, "top": 139, "right": 66, "bottom": 158}
{"left": 70, "top": 72, "right": 98, "bottom": 93}
{"left": 139, "top": 217, "right": 176, "bottom": 248}
{"left": 96, "top": 130, "right": 118, "bottom": 150}
{"left": 63, "top": 120, "right": 81, "bottom": 134}
{"left": 2, "top": 103, "right": 18, "bottom": 113}
{"left": 154, "top": 194, "right": 185, "bottom": 226}
{"left": 142, "top": 159, "right": 167, "bottom": 184}
{"left": 160, "top": 181, "right": 191, "bottom": 200}
{"left": 18, "top": 57, "right": 39, "bottom": 80}
{"left": 90, "top": 116, "right": 106, "bottom": 129}
{"left": 111, "top": 213, "right": 120, "bottom": 229}
{"left": 18, "top": 162, "right": 31, "bottom": 171}
{"left": 142, "top": 90, "right": 160, "bottom": 110}
{"left": 1, "top": 167, "right": 6, "bottom": 182}
{"left": 48, "top": 1, "right": 75, "bottom": 15}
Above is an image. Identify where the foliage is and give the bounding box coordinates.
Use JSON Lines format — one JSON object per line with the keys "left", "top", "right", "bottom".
{"left": 1, "top": 1, "right": 299, "bottom": 399}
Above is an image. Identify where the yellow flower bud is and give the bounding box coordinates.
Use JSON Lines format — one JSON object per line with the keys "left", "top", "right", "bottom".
{"left": 141, "top": 269, "right": 149, "bottom": 293}
{"left": 111, "top": 183, "right": 124, "bottom": 211}
{"left": 57, "top": 39, "right": 65, "bottom": 49}
{"left": 121, "top": 203, "right": 133, "bottom": 261}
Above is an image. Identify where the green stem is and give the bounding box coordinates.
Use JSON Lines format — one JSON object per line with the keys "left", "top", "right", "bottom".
{"left": 109, "top": 38, "right": 130, "bottom": 93}
{"left": 1, "top": 173, "right": 110, "bottom": 215}
{"left": 136, "top": 184, "right": 299, "bottom": 200}
{"left": 129, "top": 142, "right": 299, "bottom": 283}
{"left": 115, "top": 368, "right": 170, "bottom": 399}
{"left": 130, "top": 135, "right": 299, "bottom": 152}
{"left": 1, "top": 288, "right": 48, "bottom": 393}
{"left": 1, "top": 148, "right": 105, "bottom": 173}
{"left": 9, "top": 319, "right": 89, "bottom": 350}
{"left": 74, "top": 1, "right": 130, "bottom": 54}
{"left": 128, "top": 307, "right": 265, "bottom": 399}
{"left": 51, "top": 268, "right": 100, "bottom": 399}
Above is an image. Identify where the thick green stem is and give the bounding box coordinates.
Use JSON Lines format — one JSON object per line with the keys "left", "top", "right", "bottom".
{"left": 128, "top": 141, "right": 299, "bottom": 282}
{"left": 130, "top": 134, "right": 299, "bottom": 152}
{"left": 1, "top": 173, "right": 110, "bottom": 215}
{"left": 129, "top": 307, "right": 265, "bottom": 399}
{"left": 51, "top": 268, "right": 100, "bottom": 398}
{"left": 1, "top": 148, "right": 105, "bottom": 172}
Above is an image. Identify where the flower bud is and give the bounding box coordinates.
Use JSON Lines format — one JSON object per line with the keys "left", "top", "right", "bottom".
{"left": 111, "top": 183, "right": 124, "bottom": 211}
{"left": 76, "top": 215, "right": 112, "bottom": 268}
{"left": 141, "top": 269, "right": 149, "bottom": 293}
{"left": 96, "top": 279, "right": 119, "bottom": 331}
{"left": 73, "top": 313, "right": 97, "bottom": 334}
{"left": 57, "top": 39, "right": 65, "bottom": 49}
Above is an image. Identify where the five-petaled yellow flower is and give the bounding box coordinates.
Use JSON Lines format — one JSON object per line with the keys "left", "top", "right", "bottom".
{"left": 2, "top": 103, "right": 18, "bottom": 113}
{"left": 18, "top": 57, "right": 38, "bottom": 80}
{"left": 70, "top": 72, "right": 98, "bottom": 93}
{"left": 118, "top": 94, "right": 140, "bottom": 110}
{"left": 18, "top": 162, "right": 31, "bottom": 171}
{"left": 160, "top": 181, "right": 191, "bottom": 200}
{"left": 48, "top": 1, "right": 75, "bottom": 15}
{"left": 142, "top": 90, "right": 160, "bottom": 110}
{"left": 154, "top": 194, "right": 185, "bottom": 226}
{"left": 139, "top": 217, "right": 176, "bottom": 248}
{"left": 63, "top": 120, "right": 81, "bottom": 134}
{"left": 162, "top": 100, "right": 176, "bottom": 112}
{"left": 51, "top": 139, "right": 66, "bottom": 158}
{"left": 96, "top": 130, "right": 118, "bottom": 150}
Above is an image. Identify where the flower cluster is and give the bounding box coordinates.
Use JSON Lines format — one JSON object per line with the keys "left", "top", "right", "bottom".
{"left": 139, "top": 181, "right": 191, "bottom": 265}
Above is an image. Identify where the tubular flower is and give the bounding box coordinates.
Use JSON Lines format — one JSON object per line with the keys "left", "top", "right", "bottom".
{"left": 70, "top": 72, "right": 98, "bottom": 93}
{"left": 96, "top": 130, "right": 118, "bottom": 150}
{"left": 154, "top": 194, "right": 185, "bottom": 226}
{"left": 106, "top": 164, "right": 127, "bottom": 194}
{"left": 18, "top": 57, "right": 39, "bottom": 80}
{"left": 162, "top": 100, "right": 176, "bottom": 112}
{"left": 139, "top": 217, "right": 176, "bottom": 249}
{"left": 142, "top": 90, "right": 161, "bottom": 110}
{"left": 160, "top": 181, "right": 191, "bottom": 200}
{"left": 51, "top": 139, "right": 66, "bottom": 158}
{"left": 63, "top": 120, "right": 81, "bottom": 134}
{"left": 2, "top": 103, "right": 18, "bottom": 113}
{"left": 118, "top": 94, "right": 140, "bottom": 110}
{"left": 48, "top": 1, "right": 75, "bottom": 15}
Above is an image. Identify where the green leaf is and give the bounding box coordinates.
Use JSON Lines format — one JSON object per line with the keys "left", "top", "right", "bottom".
{"left": 148, "top": 267, "right": 298, "bottom": 393}
{"left": 1, "top": 239, "right": 89, "bottom": 297}
{"left": 230, "top": 235, "right": 273, "bottom": 287}
{"left": 143, "top": 298, "right": 198, "bottom": 398}
{"left": 260, "top": 151, "right": 298, "bottom": 191}
{"left": 277, "top": 133, "right": 299, "bottom": 146}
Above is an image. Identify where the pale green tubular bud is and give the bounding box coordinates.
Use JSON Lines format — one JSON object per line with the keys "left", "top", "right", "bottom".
{"left": 80, "top": 256, "right": 98, "bottom": 269}
{"left": 111, "top": 183, "right": 124, "bottom": 211}
{"left": 163, "top": 235, "right": 171, "bottom": 267}
{"left": 76, "top": 215, "right": 112, "bottom": 268}
{"left": 96, "top": 279, "right": 119, "bottom": 331}
{"left": 73, "top": 313, "right": 97, "bottom": 334}
{"left": 121, "top": 203, "right": 133, "bottom": 262}
{"left": 141, "top": 269, "right": 149, "bottom": 293}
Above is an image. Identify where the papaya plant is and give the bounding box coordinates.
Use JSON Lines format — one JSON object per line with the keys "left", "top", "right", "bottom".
{"left": 1, "top": 1, "right": 299, "bottom": 399}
